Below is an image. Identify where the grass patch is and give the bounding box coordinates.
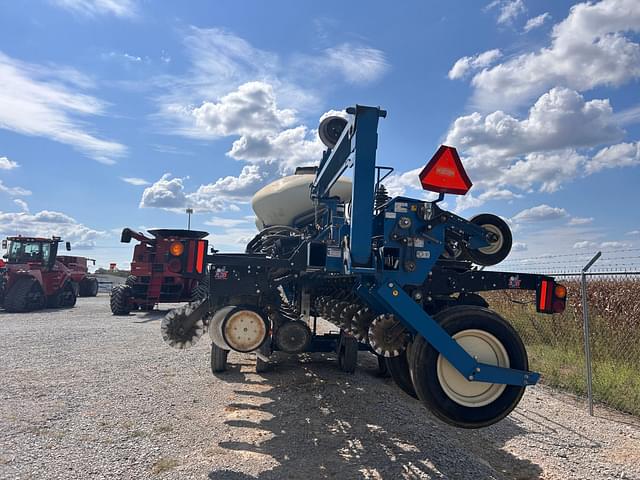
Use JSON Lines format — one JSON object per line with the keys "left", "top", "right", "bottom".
{"left": 485, "top": 291, "right": 640, "bottom": 417}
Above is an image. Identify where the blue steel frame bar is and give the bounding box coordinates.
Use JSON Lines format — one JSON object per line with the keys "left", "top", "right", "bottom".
{"left": 311, "top": 105, "right": 387, "bottom": 267}
{"left": 373, "top": 282, "right": 539, "bottom": 386}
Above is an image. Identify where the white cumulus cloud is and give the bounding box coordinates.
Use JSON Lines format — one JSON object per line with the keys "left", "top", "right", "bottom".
{"left": 472, "top": 0, "right": 640, "bottom": 109}
{"left": 0, "top": 209, "right": 105, "bottom": 249}
{"left": 438, "top": 87, "right": 638, "bottom": 209}
{"left": 512, "top": 204, "right": 568, "bottom": 223}
{"left": 486, "top": 0, "right": 526, "bottom": 25}
{"left": 0, "top": 156, "right": 18, "bottom": 170}
{"left": 139, "top": 174, "right": 188, "bottom": 210}
{"left": 587, "top": 141, "right": 640, "bottom": 174}
{"left": 192, "top": 82, "right": 297, "bottom": 138}
{"left": 524, "top": 12, "right": 551, "bottom": 32}
{"left": 448, "top": 49, "right": 502, "bottom": 80}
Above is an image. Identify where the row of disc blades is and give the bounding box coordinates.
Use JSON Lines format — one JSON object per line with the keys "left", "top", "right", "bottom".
{"left": 314, "top": 296, "right": 409, "bottom": 357}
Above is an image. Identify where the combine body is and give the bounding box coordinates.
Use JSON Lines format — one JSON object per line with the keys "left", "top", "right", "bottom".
{"left": 110, "top": 228, "right": 209, "bottom": 315}
{"left": 161, "top": 105, "right": 568, "bottom": 429}
{"left": 57, "top": 256, "right": 99, "bottom": 297}
{"left": 0, "top": 236, "right": 77, "bottom": 312}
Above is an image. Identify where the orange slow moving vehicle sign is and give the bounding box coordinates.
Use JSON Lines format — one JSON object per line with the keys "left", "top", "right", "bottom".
{"left": 419, "top": 145, "right": 472, "bottom": 195}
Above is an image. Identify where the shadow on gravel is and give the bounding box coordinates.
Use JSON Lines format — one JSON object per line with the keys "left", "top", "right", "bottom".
{"left": 131, "top": 310, "right": 170, "bottom": 323}
{"left": 508, "top": 410, "right": 601, "bottom": 449}
{"left": 208, "top": 353, "right": 543, "bottom": 479}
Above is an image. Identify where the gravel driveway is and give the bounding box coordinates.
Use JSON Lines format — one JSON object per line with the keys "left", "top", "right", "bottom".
{"left": 1, "top": 296, "right": 639, "bottom": 480}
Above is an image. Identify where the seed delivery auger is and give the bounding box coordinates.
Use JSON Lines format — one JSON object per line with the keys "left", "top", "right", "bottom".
{"left": 161, "top": 105, "right": 568, "bottom": 428}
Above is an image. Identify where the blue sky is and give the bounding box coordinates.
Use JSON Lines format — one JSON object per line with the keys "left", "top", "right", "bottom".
{"left": 0, "top": 0, "right": 639, "bottom": 271}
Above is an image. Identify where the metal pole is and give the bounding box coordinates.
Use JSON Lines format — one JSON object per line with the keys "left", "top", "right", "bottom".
{"left": 186, "top": 208, "right": 193, "bottom": 231}
{"left": 581, "top": 251, "right": 601, "bottom": 416}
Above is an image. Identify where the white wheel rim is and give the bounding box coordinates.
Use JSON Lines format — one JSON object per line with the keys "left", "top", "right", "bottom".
{"left": 223, "top": 310, "right": 267, "bottom": 352}
{"left": 478, "top": 224, "right": 503, "bottom": 255}
{"left": 436, "top": 329, "right": 510, "bottom": 408}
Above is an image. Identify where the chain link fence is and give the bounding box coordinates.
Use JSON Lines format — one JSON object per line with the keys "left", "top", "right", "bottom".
{"left": 484, "top": 248, "right": 640, "bottom": 417}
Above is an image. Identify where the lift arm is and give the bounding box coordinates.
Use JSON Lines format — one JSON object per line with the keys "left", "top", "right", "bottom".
{"left": 310, "top": 105, "right": 387, "bottom": 267}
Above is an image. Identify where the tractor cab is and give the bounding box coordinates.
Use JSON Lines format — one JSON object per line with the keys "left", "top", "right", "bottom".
{"left": 3, "top": 236, "right": 71, "bottom": 270}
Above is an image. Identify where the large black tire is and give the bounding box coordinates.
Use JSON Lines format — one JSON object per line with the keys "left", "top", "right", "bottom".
{"left": 79, "top": 277, "right": 99, "bottom": 297}
{"left": 211, "top": 343, "right": 229, "bottom": 373}
{"left": 59, "top": 281, "right": 77, "bottom": 308}
{"left": 125, "top": 275, "right": 137, "bottom": 287}
{"left": 110, "top": 284, "right": 132, "bottom": 315}
{"left": 386, "top": 348, "right": 418, "bottom": 398}
{"left": 3, "top": 277, "right": 45, "bottom": 313}
{"left": 338, "top": 334, "right": 358, "bottom": 374}
{"left": 377, "top": 354, "right": 390, "bottom": 377}
{"left": 191, "top": 274, "right": 210, "bottom": 302}
{"left": 465, "top": 214, "right": 512, "bottom": 266}
{"left": 409, "top": 306, "right": 528, "bottom": 429}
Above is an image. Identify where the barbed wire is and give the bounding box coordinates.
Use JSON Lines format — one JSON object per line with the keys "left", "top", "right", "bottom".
{"left": 504, "top": 247, "right": 640, "bottom": 262}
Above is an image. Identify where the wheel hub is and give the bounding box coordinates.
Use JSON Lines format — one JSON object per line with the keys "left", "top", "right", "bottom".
{"left": 223, "top": 310, "right": 267, "bottom": 352}
{"left": 436, "top": 329, "right": 509, "bottom": 407}
{"left": 478, "top": 224, "right": 504, "bottom": 255}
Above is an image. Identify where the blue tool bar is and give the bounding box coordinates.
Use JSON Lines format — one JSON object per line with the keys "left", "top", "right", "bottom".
{"left": 310, "top": 105, "right": 386, "bottom": 267}
{"left": 374, "top": 281, "right": 538, "bottom": 386}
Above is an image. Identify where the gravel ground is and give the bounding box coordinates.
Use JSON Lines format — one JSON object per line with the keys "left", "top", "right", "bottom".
{"left": 1, "top": 295, "right": 639, "bottom": 480}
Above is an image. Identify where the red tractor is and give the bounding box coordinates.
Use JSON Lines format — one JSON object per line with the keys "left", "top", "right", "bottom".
{"left": 110, "top": 228, "right": 209, "bottom": 315}
{"left": 57, "top": 256, "right": 99, "bottom": 297}
{"left": 0, "top": 236, "right": 77, "bottom": 312}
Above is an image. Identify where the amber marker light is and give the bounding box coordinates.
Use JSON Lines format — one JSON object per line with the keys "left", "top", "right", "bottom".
{"left": 169, "top": 241, "right": 184, "bottom": 256}
{"left": 554, "top": 284, "right": 567, "bottom": 299}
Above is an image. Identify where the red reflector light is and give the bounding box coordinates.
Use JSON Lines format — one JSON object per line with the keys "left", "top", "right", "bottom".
{"left": 196, "top": 240, "right": 205, "bottom": 274}
{"left": 539, "top": 280, "right": 548, "bottom": 309}
{"left": 419, "top": 145, "right": 472, "bottom": 195}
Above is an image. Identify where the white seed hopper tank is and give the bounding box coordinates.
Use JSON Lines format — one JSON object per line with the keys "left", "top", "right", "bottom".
{"left": 252, "top": 172, "right": 352, "bottom": 229}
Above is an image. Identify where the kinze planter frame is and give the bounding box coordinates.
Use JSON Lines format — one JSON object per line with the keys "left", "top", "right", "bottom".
{"left": 162, "top": 105, "right": 567, "bottom": 428}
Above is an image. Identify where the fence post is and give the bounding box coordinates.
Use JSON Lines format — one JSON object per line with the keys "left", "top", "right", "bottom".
{"left": 581, "top": 251, "right": 601, "bottom": 416}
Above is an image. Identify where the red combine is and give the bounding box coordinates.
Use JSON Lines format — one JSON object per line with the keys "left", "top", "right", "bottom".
{"left": 0, "top": 236, "right": 77, "bottom": 312}
{"left": 57, "top": 256, "right": 99, "bottom": 297}
{"left": 110, "top": 228, "right": 209, "bottom": 315}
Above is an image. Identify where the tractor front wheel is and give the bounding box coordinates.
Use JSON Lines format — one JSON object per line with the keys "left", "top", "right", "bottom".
{"left": 59, "top": 282, "right": 77, "bottom": 308}
{"left": 4, "top": 277, "right": 46, "bottom": 313}
{"left": 409, "top": 306, "right": 527, "bottom": 429}
{"left": 110, "top": 284, "right": 132, "bottom": 315}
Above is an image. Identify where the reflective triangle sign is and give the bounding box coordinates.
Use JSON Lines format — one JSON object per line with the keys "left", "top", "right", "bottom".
{"left": 419, "top": 145, "right": 472, "bottom": 195}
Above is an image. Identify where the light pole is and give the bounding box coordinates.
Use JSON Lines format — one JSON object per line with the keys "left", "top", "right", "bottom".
{"left": 186, "top": 208, "right": 193, "bottom": 230}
